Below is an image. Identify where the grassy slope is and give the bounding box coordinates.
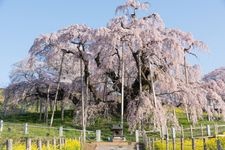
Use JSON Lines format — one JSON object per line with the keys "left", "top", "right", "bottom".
{"left": 175, "top": 108, "right": 225, "bottom": 127}
{"left": 1, "top": 108, "right": 225, "bottom": 141}
{"left": 0, "top": 110, "right": 84, "bottom": 142}
{"left": 0, "top": 90, "right": 225, "bottom": 141}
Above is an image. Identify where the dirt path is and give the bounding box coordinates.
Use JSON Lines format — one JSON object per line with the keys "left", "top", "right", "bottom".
{"left": 84, "top": 142, "right": 141, "bottom": 150}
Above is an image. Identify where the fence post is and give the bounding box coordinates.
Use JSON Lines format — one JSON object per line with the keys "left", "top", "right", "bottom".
{"left": 0, "top": 120, "right": 3, "bottom": 132}
{"left": 59, "top": 138, "right": 62, "bottom": 149}
{"left": 192, "top": 138, "right": 195, "bottom": 150}
{"left": 61, "top": 138, "right": 65, "bottom": 146}
{"left": 206, "top": 125, "right": 211, "bottom": 136}
{"left": 6, "top": 139, "right": 13, "bottom": 150}
{"left": 217, "top": 139, "right": 222, "bottom": 150}
{"left": 24, "top": 123, "right": 28, "bottom": 135}
{"left": 135, "top": 130, "right": 139, "bottom": 143}
{"left": 59, "top": 126, "right": 63, "bottom": 137}
{"left": 166, "top": 128, "right": 169, "bottom": 150}
{"left": 203, "top": 138, "right": 207, "bottom": 150}
{"left": 148, "top": 138, "right": 151, "bottom": 150}
{"left": 152, "top": 138, "right": 155, "bottom": 150}
{"left": 96, "top": 130, "right": 101, "bottom": 142}
{"left": 26, "top": 138, "right": 31, "bottom": 150}
{"left": 52, "top": 137, "right": 56, "bottom": 150}
{"left": 62, "top": 138, "right": 66, "bottom": 145}
{"left": 180, "top": 126, "right": 184, "bottom": 150}
{"left": 46, "top": 140, "right": 50, "bottom": 149}
{"left": 37, "top": 139, "right": 42, "bottom": 150}
{"left": 171, "top": 127, "right": 176, "bottom": 150}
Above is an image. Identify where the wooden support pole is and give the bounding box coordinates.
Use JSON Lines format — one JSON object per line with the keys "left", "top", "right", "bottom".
{"left": 190, "top": 125, "right": 193, "bottom": 138}
{"left": 61, "top": 99, "right": 65, "bottom": 121}
{"left": 39, "top": 99, "right": 43, "bottom": 121}
{"left": 121, "top": 45, "right": 125, "bottom": 131}
{"left": 50, "top": 49, "right": 66, "bottom": 127}
{"left": 80, "top": 59, "right": 86, "bottom": 143}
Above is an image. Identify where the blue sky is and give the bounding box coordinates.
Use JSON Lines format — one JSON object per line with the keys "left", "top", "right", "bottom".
{"left": 0, "top": 0, "right": 225, "bottom": 87}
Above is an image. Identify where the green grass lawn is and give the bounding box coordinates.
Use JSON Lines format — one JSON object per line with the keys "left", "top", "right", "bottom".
{"left": 174, "top": 107, "right": 225, "bottom": 127}
{"left": 0, "top": 106, "right": 225, "bottom": 142}
{"left": 0, "top": 110, "right": 83, "bottom": 142}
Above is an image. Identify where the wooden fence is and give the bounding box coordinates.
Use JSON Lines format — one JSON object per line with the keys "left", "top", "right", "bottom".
{"left": 3, "top": 119, "right": 225, "bottom": 149}
{"left": 140, "top": 124, "right": 225, "bottom": 150}
{"left": 5, "top": 137, "right": 67, "bottom": 150}
{"left": 0, "top": 120, "right": 95, "bottom": 140}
